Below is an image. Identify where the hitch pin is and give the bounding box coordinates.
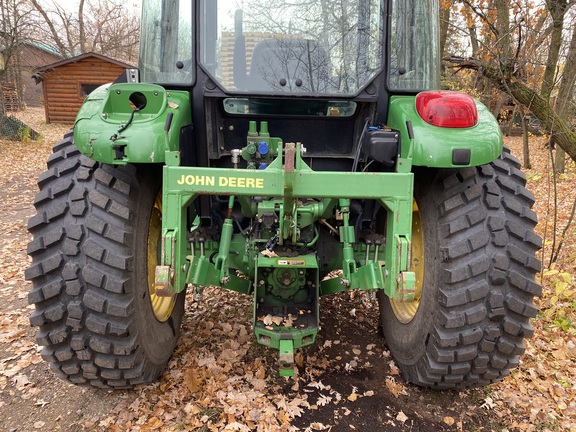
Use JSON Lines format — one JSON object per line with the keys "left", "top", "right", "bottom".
{"left": 365, "top": 242, "right": 371, "bottom": 264}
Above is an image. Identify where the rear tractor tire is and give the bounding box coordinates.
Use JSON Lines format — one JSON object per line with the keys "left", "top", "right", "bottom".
{"left": 379, "top": 148, "right": 541, "bottom": 389}
{"left": 26, "top": 131, "right": 185, "bottom": 388}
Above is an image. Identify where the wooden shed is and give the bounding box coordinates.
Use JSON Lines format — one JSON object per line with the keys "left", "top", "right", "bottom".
{"left": 33, "top": 52, "right": 134, "bottom": 124}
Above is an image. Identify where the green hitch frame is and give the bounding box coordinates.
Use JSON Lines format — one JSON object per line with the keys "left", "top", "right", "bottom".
{"left": 157, "top": 144, "right": 415, "bottom": 297}
{"left": 155, "top": 133, "right": 416, "bottom": 375}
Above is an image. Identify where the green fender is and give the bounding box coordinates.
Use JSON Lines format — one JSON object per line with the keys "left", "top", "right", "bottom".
{"left": 387, "top": 95, "right": 503, "bottom": 168}
{"left": 73, "top": 83, "right": 192, "bottom": 165}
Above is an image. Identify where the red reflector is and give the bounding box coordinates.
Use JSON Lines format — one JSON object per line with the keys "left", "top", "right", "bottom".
{"left": 416, "top": 91, "right": 478, "bottom": 128}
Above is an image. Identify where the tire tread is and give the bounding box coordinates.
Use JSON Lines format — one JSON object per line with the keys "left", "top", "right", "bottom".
{"left": 26, "top": 133, "right": 183, "bottom": 388}
{"left": 391, "top": 147, "right": 541, "bottom": 389}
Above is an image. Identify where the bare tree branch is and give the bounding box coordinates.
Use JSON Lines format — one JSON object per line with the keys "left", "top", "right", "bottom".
{"left": 29, "top": 0, "right": 69, "bottom": 56}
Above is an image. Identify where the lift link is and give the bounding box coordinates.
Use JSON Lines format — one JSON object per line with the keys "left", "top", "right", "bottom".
{"left": 214, "top": 196, "right": 235, "bottom": 285}
{"left": 154, "top": 230, "right": 177, "bottom": 297}
{"left": 339, "top": 199, "right": 356, "bottom": 287}
{"left": 281, "top": 142, "right": 296, "bottom": 244}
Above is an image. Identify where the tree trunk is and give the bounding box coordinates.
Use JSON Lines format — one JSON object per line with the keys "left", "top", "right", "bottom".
{"left": 491, "top": 94, "right": 505, "bottom": 119}
{"left": 540, "top": 0, "right": 570, "bottom": 173}
{"left": 506, "top": 104, "right": 518, "bottom": 137}
{"left": 540, "top": 0, "right": 568, "bottom": 100}
{"left": 555, "top": 148, "right": 566, "bottom": 173}
{"left": 521, "top": 107, "right": 531, "bottom": 169}
{"left": 439, "top": 1, "right": 452, "bottom": 58}
{"left": 552, "top": 13, "right": 576, "bottom": 173}
{"left": 462, "top": 5, "right": 479, "bottom": 57}
{"left": 494, "top": 0, "right": 511, "bottom": 64}
{"left": 78, "top": 0, "right": 86, "bottom": 53}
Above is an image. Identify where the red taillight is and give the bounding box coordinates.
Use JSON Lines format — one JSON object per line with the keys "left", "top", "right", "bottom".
{"left": 416, "top": 91, "right": 478, "bottom": 128}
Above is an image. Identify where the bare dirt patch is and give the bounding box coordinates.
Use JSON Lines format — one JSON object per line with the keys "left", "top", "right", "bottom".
{"left": 0, "top": 108, "right": 573, "bottom": 431}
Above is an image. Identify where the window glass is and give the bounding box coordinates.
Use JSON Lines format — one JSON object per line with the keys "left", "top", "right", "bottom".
{"left": 139, "top": 0, "right": 193, "bottom": 84}
{"left": 389, "top": 0, "right": 440, "bottom": 90}
{"left": 81, "top": 83, "right": 101, "bottom": 97}
{"left": 201, "top": 0, "right": 384, "bottom": 95}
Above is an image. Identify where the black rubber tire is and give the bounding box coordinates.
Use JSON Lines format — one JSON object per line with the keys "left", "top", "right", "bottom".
{"left": 25, "top": 131, "right": 185, "bottom": 388}
{"left": 378, "top": 148, "right": 542, "bottom": 389}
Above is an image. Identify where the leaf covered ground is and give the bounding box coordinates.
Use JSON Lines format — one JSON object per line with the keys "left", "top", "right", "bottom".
{"left": 0, "top": 108, "right": 574, "bottom": 431}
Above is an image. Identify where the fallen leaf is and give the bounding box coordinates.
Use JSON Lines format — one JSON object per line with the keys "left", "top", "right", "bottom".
{"left": 283, "top": 314, "right": 296, "bottom": 327}
{"left": 309, "top": 422, "right": 329, "bottom": 430}
{"left": 396, "top": 411, "right": 408, "bottom": 423}
{"left": 184, "top": 369, "right": 203, "bottom": 393}
{"left": 295, "top": 351, "right": 304, "bottom": 367}
{"left": 224, "top": 422, "right": 251, "bottom": 431}
{"left": 13, "top": 374, "right": 30, "bottom": 390}
{"left": 220, "top": 322, "right": 233, "bottom": 334}
{"left": 388, "top": 360, "right": 400, "bottom": 375}
{"left": 271, "top": 316, "right": 283, "bottom": 326}
{"left": 480, "top": 396, "right": 496, "bottom": 410}
{"left": 317, "top": 394, "right": 332, "bottom": 406}
{"left": 146, "top": 417, "right": 163, "bottom": 428}
{"left": 255, "top": 366, "right": 266, "bottom": 380}
{"left": 261, "top": 249, "right": 278, "bottom": 257}
{"left": 385, "top": 377, "right": 408, "bottom": 398}
{"left": 307, "top": 381, "right": 329, "bottom": 391}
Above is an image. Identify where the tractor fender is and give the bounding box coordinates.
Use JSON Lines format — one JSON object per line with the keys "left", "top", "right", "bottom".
{"left": 74, "top": 83, "right": 192, "bottom": 164}
{"left": 387, "top": 95, "right": 503, "bottom": 168}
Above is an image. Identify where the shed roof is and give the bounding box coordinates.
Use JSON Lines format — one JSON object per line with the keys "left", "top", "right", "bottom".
{"left": 26, "top": 41, "right": 64, "bottom": 57}
{"left": 33, "top": 52, "right": 134, "bottom": 82}
{"left": 0, "top": 39, "right": 62, "bottom": 57}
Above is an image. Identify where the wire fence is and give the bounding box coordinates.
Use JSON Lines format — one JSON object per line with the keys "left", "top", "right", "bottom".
{"left": 0, "top": 114, "right": 40, "bottom": 141}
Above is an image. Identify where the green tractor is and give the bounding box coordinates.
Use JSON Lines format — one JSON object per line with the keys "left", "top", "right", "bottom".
{"left": 26, "top": 0, "right": 541, "bottom": 389}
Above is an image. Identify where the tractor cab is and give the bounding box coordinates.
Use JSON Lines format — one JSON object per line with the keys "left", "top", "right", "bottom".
{"left": 137, "top": 0, "right": 440, "bottom": 168}
{"left": 140, "top": 0, "right": 440, "bottom": 94}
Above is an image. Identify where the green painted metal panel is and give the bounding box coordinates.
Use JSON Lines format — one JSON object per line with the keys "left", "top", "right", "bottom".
{"left": 161, "top": 151, "right": 414, "bottom": 299}
{"left": 74, "top": 83, "right": 192, "bottom": 164}
{"left": 164, "top": 165, "right": 413, "bottom": 199}
{"left": 387, "top": 95, "right": 503, "bottom": 167}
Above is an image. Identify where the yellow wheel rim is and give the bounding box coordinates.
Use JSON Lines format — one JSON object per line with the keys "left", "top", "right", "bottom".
{"left": 390, "top": 200, "right": 424, "bottom": 324}
{"left": 147, "top": 193, "right": 176, "bottom": 322}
